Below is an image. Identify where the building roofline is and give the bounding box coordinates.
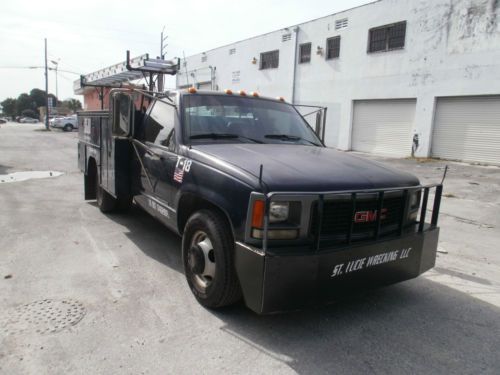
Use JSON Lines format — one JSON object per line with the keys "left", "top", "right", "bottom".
{"left": 184, "top": 0, "right": 380, "bottom": 58}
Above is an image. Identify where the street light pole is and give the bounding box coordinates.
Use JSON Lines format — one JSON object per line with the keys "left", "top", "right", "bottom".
{"left": 51, "top": 60, "right": 59, "bottom": 102}
{"left": 44, "top": 38, "right": 49, "bottom": 130}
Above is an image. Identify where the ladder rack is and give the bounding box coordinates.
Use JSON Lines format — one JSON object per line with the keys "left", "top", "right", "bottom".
{"left": 74, "top": 51, "right": 179, "bottom": 94}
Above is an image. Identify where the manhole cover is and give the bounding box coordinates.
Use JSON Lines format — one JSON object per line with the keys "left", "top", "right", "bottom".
{"left": 1, "top": 299, "right": 85, "bottom": 336}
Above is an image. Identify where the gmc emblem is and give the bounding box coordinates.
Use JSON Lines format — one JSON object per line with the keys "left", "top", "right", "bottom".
{"left": 354, "top": 208, "right": 388, "bottom": 223}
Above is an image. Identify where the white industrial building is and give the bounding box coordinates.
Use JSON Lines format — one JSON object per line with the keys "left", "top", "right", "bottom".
{"left": 177, "top": 0, "right": 500, "bottom": 165}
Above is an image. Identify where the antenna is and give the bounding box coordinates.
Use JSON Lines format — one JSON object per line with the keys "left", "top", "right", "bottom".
{"left": 182, "top": 51, "right": 190, "bottom": 86}
{"left": 259, "top": 164, "right": 267, "bottom": 194}
{"left": 441, "top": 165, "right": 448, "bottom": 184}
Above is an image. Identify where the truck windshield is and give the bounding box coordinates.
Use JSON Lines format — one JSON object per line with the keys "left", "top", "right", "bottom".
{"left": 184, "top": 94, "right": 322, "bottom": 146}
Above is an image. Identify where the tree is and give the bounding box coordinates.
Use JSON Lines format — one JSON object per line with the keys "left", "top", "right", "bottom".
{"left": 16, "top": 93, "right": 37, "bottom": 115}
{"left": 1, "top": 88, "right": 58, "bottom": 116}
{"left": 21, "top": 109, "right": 38, "bottom": 119}
{"left": 62, "top": 98, "right": 82, "bottom": 112}
{"left": 29, "top": 88, "right": 47, "bottom": 108}
{"left": 1, "top": 98, "right": 17, "bottom": 117}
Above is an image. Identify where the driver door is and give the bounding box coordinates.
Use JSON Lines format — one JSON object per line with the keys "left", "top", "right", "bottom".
{"left": 140, "top": 99, "right": 179, "bottom": 223}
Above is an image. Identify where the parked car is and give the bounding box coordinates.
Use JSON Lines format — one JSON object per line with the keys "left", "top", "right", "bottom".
{"left": 19, "top": 117, "right": 39, "bottom": 123}
{"left": 0, "top": 118, "right": 7, "bottom": 124}
{"left": 51, "top": 115, "right": 77, "bottom": 131}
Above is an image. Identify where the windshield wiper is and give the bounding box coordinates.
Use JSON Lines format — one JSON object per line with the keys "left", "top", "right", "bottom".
{"left": 264, "top": 134, "right": 321, "bottom": 146}
{"left": 190, "top": 133, "right": 263, "bottom": 143}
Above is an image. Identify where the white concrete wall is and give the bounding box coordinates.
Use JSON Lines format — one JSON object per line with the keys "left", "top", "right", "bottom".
{"left": 177, "top": 0, "right": 500, "bottom": 157}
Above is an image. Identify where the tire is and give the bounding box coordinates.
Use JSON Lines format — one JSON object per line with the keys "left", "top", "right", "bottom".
{"left": 95, "top": 175, "right": 117, "bottom": 213}
{"left": 182, "top": 209, "right": 242, "bottom": 308}
{"left": 63, "top": 124, "right": 73, "bottom": 132}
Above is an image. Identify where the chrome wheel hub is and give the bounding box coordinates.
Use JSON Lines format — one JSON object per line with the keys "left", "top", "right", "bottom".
{"left": 189, "top": 231, "right": 216, "bottom": 292}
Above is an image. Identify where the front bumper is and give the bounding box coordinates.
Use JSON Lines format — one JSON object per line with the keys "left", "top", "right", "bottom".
{"left": 235, "top": 227, "right": 439, "bottom": 314}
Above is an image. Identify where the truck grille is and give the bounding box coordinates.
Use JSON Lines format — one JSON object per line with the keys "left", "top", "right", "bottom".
{"left": 310, "top": 194, "right": 406, "bottom": 246}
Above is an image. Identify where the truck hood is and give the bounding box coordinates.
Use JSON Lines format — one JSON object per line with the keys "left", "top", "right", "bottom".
{"left": 191, "top": 144, "right": 420, "bottom": 191}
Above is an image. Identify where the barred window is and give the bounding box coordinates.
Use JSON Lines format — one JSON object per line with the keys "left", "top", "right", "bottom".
{"left": 299, "top": 43, "right": 311, "bottom": 64}
{"left": 368, "top": 21, "right": 406, "bottom": 53}
{"left": 335, "top": 18, "right": 348, "bottom": 30}
{"left": 260, "top": 50, "right": 279, "bottom": 70}
{"left": 326, "top": 36, "right": 341, "bottom": 59}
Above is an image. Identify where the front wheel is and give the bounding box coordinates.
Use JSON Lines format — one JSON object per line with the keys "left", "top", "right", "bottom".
{"left": 63, "top": 124, "right": 74, "bottom": 132}
{"left": 182, "top": 209, "right": 242, "bottom": 308}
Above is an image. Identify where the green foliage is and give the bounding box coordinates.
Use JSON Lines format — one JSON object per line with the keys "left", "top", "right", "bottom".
{"left": 1, "top": 98, "right": 17, "bottom": 117}
{"left": 29, "top": 88, "right": 48, "bottom": 107}
{"left": 61, "top": 98, "right": 82, "bottom": 111}
{"left": 21, "top": 109, "right": 38, "bottom": 119}
{"left": 17, "top": 93, "right": 36, "bottom": 113}
{"left": 0, "top": 88, "right": 62, "bottom": 116}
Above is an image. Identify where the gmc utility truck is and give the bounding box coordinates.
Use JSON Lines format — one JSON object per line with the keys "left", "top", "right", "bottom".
{"left": 78, "top": 86, "right": 442, "bottom": 314}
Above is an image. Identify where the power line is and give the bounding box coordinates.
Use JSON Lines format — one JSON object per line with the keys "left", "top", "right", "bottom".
{"left": 0, "top": 66, "right": 81, "bottom": 75}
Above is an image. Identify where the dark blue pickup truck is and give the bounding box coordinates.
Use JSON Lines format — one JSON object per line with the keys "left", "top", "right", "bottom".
{"left": 78, "top": 88, "right": 442, "bottom": 314}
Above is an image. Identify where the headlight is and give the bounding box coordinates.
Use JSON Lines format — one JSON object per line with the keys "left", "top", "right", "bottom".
{"left": 407, "top": 190, "right": 421, "bottom": 223}
{"left": 409, "top": 190, "right": 421, "bottom": 210}
{"left": 269, "top": 202, "right": 289, "bottom": 223}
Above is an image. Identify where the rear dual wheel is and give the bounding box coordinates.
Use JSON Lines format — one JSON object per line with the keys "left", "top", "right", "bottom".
{"left": 95, "top": 176, "right": 132, "bottom": 213}
{"left": 182, "top": 210, "right": 241, "bottom": 308}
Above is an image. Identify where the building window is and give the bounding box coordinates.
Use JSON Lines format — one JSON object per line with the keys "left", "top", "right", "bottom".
{"left": 260, "top": 50, "right": 279, "bottom": 69}
{"left": 335, "top": 18, "right": 348, "bottom": 30}
{"left": 299, "top": 43, "right": 311, "bottom": 63}
{"left": 229, "top": 48, "right": 236, "bottom": 55}
{"left": 368, "top": 21, "right": 406, "bottom": 53}
{"left": 326, "top": 36, "right": 341, "bottom": 59}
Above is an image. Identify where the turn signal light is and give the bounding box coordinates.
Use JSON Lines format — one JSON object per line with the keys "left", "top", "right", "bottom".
{"left": 251, "top": 91, "right": 259, "bottom": 97}
{"left": 188, "top": 87, "right": 197, "bottom": 94}
{"left": 239, "top": 90, "right": 247, "bottom": 96}
{"left": 251, "top": 200, "right": 265, "bottom": 228}
{"left": 277, "top": 96, "right": 285, "bottom": 102}
{"left": 224, "top": 89, "right": 233, "bottom": 95}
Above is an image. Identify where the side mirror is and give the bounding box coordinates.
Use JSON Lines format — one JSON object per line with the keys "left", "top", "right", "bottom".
{"left": 293, "top": 104, "right": 327, "bottom": 144}
{"left": 315, "top": 112, "right": 322, "bottom": 140}
{"left": 111, "top": 92, "right": 134, "bottom": 137}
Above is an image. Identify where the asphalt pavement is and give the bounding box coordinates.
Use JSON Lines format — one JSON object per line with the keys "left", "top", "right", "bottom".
{"left": 1, "top": 122, "right": 499, "bottom": 374}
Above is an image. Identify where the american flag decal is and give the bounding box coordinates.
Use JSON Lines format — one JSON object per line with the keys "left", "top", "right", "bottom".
{"left": 173, "top": 157, "right": 192, "bottom": 184}
{"left": 173, "top": 168, "right": 184, "bottom": 183}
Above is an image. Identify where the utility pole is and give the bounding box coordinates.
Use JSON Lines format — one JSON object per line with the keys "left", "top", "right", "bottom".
{"left": 44, "top": 38, "right": 49, "bottom": 130}
{"left": 158, "top": 26, "right": 168, "bottom": 92}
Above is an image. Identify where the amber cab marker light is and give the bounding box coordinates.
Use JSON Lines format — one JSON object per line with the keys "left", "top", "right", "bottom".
{"left": 251, "top": 200, "right": 265, "bottom": 229}
{"left": 239, "top": 90, "right": 247, "bottom": 96}
{"left": 224, "top": 89, "right": 233, "bottom": 95}
{"left": 188, "top": 87, "right": 197, "bottom": 94}
{"left": 251, "top": 91, "right": 259, "bottom": 97}
{"left": 277, "top": 96, "right": 285, "bottom": 102}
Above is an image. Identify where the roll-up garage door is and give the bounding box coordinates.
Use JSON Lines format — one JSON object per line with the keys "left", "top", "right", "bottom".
{"left": 352, "top": 99, "right": 416, "bottom": 157}
{"left": 431, "top": 96, "right": 500, "bottom": 165}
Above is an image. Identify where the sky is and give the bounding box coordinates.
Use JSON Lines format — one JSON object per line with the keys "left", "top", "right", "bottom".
{"left": 0, "top": 0, "right": 371, "bottom": 102}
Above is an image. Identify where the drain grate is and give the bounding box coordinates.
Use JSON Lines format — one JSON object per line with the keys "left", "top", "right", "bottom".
{"left": 1, "top": 298, "right": 86, "bottom": 336}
